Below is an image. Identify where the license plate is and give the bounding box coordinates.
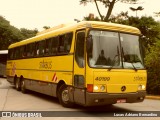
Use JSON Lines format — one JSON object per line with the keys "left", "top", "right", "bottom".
{"left": 117, "top": 99, "right": 126, "bottom": 103}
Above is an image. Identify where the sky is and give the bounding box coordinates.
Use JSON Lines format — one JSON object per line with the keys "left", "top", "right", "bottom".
{"left": 0, "top": 0, "right": 160, "bottom": 31}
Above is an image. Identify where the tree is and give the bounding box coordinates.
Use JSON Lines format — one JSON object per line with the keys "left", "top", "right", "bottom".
{"left": 80, "top": 0, "right": 140, "bottom": 21}
{"left": 20, "top": 28, "right": 38, "bottom": 39}
{"left": 130, "top": 6, "right": 144, "bottom": 17}
{"left": 0, "top": 16, "right": 23, "bottom": 50}
{"left": 145, "top": 40, "right": 160, "bottom": 95}
{"left": 110, "top": 11, "right": 129, "bottom": 23}
{"left": 128, "top": 16, "right": 160, "bottom": 51}
{"left": 0, "top": 16, "right": 38, "bottom": 50}
{"left": 83, "top": 13, "right": 101, "bottom": 21}
{"left": 154, "top": 12, "right": 160, "bottom": 17}
{"left": 43, "top": 26, "right": 50, "bottom": 30}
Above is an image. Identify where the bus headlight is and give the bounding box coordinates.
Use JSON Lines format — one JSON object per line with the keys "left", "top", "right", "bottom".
{"left": 94, "top": 86, "right": 99, "bottom": 91}
{"left": 138, "top": 85, "right": 145, "bottom": 90}
{"left": 93, "top": 85, "right": 106, "bottom": 92}
{"left": 100, "top": 85, "right": 106, "bottom": 91}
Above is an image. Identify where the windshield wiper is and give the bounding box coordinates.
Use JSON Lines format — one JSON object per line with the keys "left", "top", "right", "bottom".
{"left": 121, "top": 47, "right": 138, "bottom": 72}
{"left": 108, "top": 54, "right": 119, "bottom": 71}
{"left": 108, "top": 64, "right": 114, "bottom": 71}
{"left": 130, "top": 62, "right": 138, "bottom": 72}
{"left": 108, "top": 46, "right": 120, "bottom": 71}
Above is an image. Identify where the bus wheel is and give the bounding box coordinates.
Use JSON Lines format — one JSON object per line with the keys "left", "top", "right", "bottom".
{"left": 58, "top": 84, "right": 74, "bottom": 107}
{"left": 15, "top": 78, "right": 21, "bottom": 91}
{"left": 21, "top": 79, "right": 27, "bottom": 94}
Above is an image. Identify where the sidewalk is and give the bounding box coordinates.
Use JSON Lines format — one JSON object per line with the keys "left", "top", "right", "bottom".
{"left": 146, "top": 95, "right": 160, "bottom": 100}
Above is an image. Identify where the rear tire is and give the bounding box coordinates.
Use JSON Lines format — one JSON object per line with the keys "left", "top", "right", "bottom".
{"left": 58, "top": 84, "right": 74, "bottom": 107}
{"left": 15, "top": 78, "right": 21, "bottom": 91}
{"left": 21, "top": 79, "right": 27, "bottom": 94}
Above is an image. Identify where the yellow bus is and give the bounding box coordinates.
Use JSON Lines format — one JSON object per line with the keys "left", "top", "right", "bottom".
{"left": 6, "top": 21, "right": 147, "bottom": 107}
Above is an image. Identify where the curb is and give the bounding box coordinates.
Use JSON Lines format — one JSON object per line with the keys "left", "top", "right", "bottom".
{"left": 145, "top": 96, "right": 160, "bottom": 100}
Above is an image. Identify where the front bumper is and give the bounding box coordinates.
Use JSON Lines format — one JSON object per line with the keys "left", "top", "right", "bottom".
{"left": 85, "top": 91, "right": 146, "bottom": 106}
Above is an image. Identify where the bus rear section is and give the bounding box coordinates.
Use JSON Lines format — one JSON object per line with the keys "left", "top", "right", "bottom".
{"left": 0, "top": 50, "right": 8, "bottom": 77}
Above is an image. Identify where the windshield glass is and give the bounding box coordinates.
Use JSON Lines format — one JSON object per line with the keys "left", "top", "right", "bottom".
{"left": 87, "top": 30, "right": 145, "bottom": 69}
{"left": 120, "top": 33, "right": 144, "bottom": 69}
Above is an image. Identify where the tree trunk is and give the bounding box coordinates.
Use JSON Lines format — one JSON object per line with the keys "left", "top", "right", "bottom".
{"left": 104, "top": 0, "right": 116, "bottom": 22}
{"left": 94, "top": 0, "right": 103, "bottom": 21}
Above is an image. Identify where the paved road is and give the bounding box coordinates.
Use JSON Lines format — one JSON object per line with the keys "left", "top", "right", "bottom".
{"left": 0, "top": 78, "right": 160, "bottom": 120}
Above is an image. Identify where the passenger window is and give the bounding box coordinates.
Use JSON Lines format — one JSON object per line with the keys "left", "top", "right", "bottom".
{"left": 64, "top": 32, "right": 73, "bottom": 53}
{"left": 39, "top": 40, "right": 45, "bottom": 56}
{"left": 51, "top": 37, "right": 59, "bottom": 55}
{"left": 22, "top": 45, "right": 27, "bottom": 58}
{"left": 30, "top": 43, "right": 35, "bottom": 57}
{"left": 15, "top": 47, "right": 20, "bottom": 59}
{"left": 58, "top": 32, "right": 73, "bottom": 54}
{"left": 10, "top": 49, "right": 14, "bottom": 60}
{"left": 75, "top": 31, "right": 85, "bottom": 68}
{"left": 35, "top": 42, "right": 39, "bottom": 56}
{"left": 45, "top": 39, "right": 50, "bottom": 55}
{"left": 58, "top": 35, "right": 65, "bottom": 53}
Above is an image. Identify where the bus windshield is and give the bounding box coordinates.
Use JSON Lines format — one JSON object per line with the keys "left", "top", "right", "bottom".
{"left": 87, "top": 30, "right": 145, "bottom": 69}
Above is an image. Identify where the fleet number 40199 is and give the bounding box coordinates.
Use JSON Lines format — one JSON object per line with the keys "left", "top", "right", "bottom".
{"left": 95, "top": 77, "right": 110, "bottom": 81}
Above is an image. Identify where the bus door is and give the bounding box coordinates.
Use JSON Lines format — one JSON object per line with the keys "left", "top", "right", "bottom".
{"left": 73, "top": 30, "right": 86, "bottom": 105}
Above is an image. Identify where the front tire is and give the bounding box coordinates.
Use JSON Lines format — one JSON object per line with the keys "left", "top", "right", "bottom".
{"left": 58, "top": 84, "right": 74, "bottom": 107}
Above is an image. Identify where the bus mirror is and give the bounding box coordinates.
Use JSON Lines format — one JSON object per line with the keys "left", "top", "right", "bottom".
{"left": 140, "top": 35, "right": 146, "bottom": 40}
{"left": 86, "top": 35, "right": 93, "bottom": 52}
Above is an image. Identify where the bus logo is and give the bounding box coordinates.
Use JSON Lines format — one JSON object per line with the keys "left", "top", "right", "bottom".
{"left": 121, "top": 86, "right": 126, "bottom": 92}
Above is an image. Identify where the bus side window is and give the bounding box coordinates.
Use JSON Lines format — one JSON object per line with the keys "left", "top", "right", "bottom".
{"left": 9, "top": 49, "right": 14, "bottom": 60}
{"left": 39, "top": 40, "right": 45, "bottom": 56}
{"left": 26, "top": 44, "right": 30, "bottom": 57}
{"left": 19, "top": 46, "right": 23, "bottom": 58}
{"left": 58, "top": 35, "right": 65, "bottom": 54}
{"left": 30, "top": 42, "right": 35, "bottom": 57}
{"left": 75, "top": 32, "right": 85, "bottom": 68}
{"left": 16, "top": 47, "right": 20, "bottom": 59}
{"left": 51, "top": 37, "right": 58, "bottom": 55}
{"left": 35, "top": 42, "right": 39, "bottom": 56}
{"left": 45, "top": 39, "right": 50, "bottom": 55}
{"left": 20, "top": 46, "right": 25, "bottom": 58}
{"left": 21, "top": 45, "right": 27, "bottom": 58}
{"left": 64, "top": 32, "right": 73, "bottom": 53}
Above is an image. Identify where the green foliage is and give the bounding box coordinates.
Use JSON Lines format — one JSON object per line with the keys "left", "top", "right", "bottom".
{"left": 0, "top": 16, "right": 23, "bottom": 50}
{"left": 20, "top": 28, "right": 38, "bottom": 39}
{"left": 0, "top": 16, "right": 38, "bottom": 50}
{"left": 128, "top": 17, "right": 160, "bottom": 51}
{"left": 145, "top": 40, "right": 160, "bottom": 95}
{"left": 43, "top": 26, "right": 50, "bottom": 30}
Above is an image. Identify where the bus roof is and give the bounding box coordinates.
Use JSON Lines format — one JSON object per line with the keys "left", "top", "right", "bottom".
{"left": 8, "top": 21, "right": 141, "bottom": 49}
{"left": 0, "top": 50, "right": 8, "bottom": 54}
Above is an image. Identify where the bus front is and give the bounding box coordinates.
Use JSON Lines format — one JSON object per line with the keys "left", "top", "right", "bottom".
{"left": 85, "top": 29, "right": 147, "bottom": 106}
